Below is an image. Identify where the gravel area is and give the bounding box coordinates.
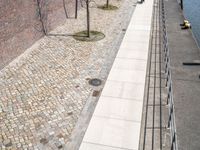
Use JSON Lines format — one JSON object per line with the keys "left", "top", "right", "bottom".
{"left": 0, "top": 0, "right": 137, "bottom": 149}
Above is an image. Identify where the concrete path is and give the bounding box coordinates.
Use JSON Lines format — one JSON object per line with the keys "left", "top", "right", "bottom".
{"left": 79, "top": 1, "right": 154, "bottom": 149}
{"left": 164, "top": 0, "right": 200, "bottom": 149}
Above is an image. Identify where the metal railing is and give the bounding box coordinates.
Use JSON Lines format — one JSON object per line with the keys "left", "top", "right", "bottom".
{"left": 176, "top": 0, "right": 183, "bottom": 9}
{"left": 160, "top": 0, "right": 178, "bottom": 150}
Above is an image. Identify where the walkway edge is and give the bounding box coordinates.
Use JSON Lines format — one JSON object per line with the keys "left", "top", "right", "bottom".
{"left": 79, "top": 1, "right": 154, "bottom": 149}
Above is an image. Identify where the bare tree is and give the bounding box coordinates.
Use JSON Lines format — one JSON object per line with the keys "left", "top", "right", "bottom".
{"left": 63, "top": 0, "right": 69, "bottom": 18}
{"left": 63, "top": 0, "right": 78, "bottom": 19}
{"left": 106, "top": 0, "right": 109, "bottom": 8}
{"left": 75, "top": 0, "right": 78, "bottom": 18}
{"left": 98, "top": 0, "right": 117, "bottom": 10}
{"left": 81, "top": 0, "right": 91, "bottom": 37}
{"left": 86, "top": 0, "right": 90, "bottom": 37}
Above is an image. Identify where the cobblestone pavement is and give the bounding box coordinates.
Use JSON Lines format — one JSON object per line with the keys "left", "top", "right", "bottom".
{"left": 0, "top": 0, "right": 137, "bottom": 149}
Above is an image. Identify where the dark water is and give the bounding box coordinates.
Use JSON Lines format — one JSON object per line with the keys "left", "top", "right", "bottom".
{"left": 183, "top": 0, "right": 200, "bottom": 47}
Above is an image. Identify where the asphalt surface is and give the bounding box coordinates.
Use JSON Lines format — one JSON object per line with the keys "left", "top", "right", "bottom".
{"left": 165, "top": 0, "right": 200, "bottom": 149}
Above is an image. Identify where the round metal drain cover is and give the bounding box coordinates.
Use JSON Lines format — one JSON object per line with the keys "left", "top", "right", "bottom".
{"left": 89, "top": 78, "right": 102, "bottom": 86}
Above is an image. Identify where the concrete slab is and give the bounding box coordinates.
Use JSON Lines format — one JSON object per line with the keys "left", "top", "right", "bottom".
{"left": 128, "top": 25, "right": 151, "bottom": 31}
{"left": 124, "top": 30, "right": 150, "bottom": 37}
{"left": 116, "top": 48, "right": 148, "bottom": 60}
{"left": 82, "top": 116, "right": 141, "bottom": 150}
{"left": 112, "top": 58, "right": 147, "bottom": 71}
{"left": 119, "top": 42, "right": 149, "bottom": 51}
{"left": 93, "top": 96, "right": 143, "bottom": 121}
{"left": 101, "top": 80, "right": 145, "bottom": 101}
{"left": 123, "top": 32, "right": 150, "bottom": 43}
{"left": 79, "top": 143, "right": 124, "bottom": 150}
{"left": 107, "top": 69, "right": 146, "bottom": 83}
{"left": 130, "top": 20, "right": 152, "bottom": 26}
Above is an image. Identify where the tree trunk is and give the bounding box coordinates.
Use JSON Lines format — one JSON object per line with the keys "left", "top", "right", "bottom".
{"left": 106, "top": 0, "right": 109, "bottom": 8}
{"left": 63, "top": 0, "right": 69, "bottom": 18}
{"left": 75, "top": 0, "right": 78, "bottom": 18}
{"left": 86, "top": 0, "right": 90, "bottom": 37}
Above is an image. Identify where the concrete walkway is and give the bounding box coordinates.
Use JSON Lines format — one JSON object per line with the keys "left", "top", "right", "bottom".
{"left": 164, "top": 0, "right": 200, "bottom": 149}
{"left": 79, "top": 1, "right": 154, "bottom": 149}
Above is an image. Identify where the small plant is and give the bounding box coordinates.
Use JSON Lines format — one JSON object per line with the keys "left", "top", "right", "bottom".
{"left": 62, "top": 0, "right": 69, "bottom": 18}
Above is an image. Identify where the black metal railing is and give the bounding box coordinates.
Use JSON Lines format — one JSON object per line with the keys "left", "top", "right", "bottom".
{"left": 160, "top": 0, "right": 179, "bottom": 150}
{"left": 176, "top": 0, "right": 183, "bottom": 9}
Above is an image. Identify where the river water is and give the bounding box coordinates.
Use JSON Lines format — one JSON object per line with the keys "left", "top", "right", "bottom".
{"left": 183, "top": 0, "right": 200, "bottom": 47}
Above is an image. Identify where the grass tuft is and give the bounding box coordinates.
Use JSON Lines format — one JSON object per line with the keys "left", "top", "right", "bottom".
{"left": 73, "top": 31, "right": 105, "bottom": 42}
{"left": 97, "top": 4, "right": 118, "bottom": 10}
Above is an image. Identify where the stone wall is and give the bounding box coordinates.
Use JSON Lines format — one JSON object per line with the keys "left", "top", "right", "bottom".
{"left": 0, "top": 0, "right": 76, "bottom": 69}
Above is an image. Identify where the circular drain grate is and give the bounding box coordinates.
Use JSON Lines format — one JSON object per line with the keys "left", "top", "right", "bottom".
{"left": 89, "top": 78, "right": 102, "bottom": 86}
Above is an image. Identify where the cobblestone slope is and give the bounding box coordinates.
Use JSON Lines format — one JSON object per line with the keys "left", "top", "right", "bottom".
{"left": 0, "top": 0, "right": 137, "bottom": 149}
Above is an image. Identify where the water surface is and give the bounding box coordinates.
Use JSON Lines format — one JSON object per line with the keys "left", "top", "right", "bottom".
{"left": 183, "top": 0, "right": 200, "bottom": 47}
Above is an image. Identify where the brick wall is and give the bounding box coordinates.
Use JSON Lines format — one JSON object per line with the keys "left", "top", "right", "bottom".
{"left": 0, "top": 0, "right": 76, "bottom": 69}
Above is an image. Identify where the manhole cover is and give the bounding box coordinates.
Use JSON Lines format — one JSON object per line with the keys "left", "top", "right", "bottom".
{"left": 89, "top": 78, "right": 102, "bottom": 86}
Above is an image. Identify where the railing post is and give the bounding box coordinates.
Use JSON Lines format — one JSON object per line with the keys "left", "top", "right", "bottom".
{"left": 161, "top": 1, "right": 178, "bottom": 149}
{"left": 180, "top": 0, "right": 183, "bottom": 10}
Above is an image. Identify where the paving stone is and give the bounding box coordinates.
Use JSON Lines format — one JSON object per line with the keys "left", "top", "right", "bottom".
{"left": 3, "top": 139, "right": 12, "bottom": 147}
{"left": 0, "top": 0, "right": 137, "bottom": 149}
